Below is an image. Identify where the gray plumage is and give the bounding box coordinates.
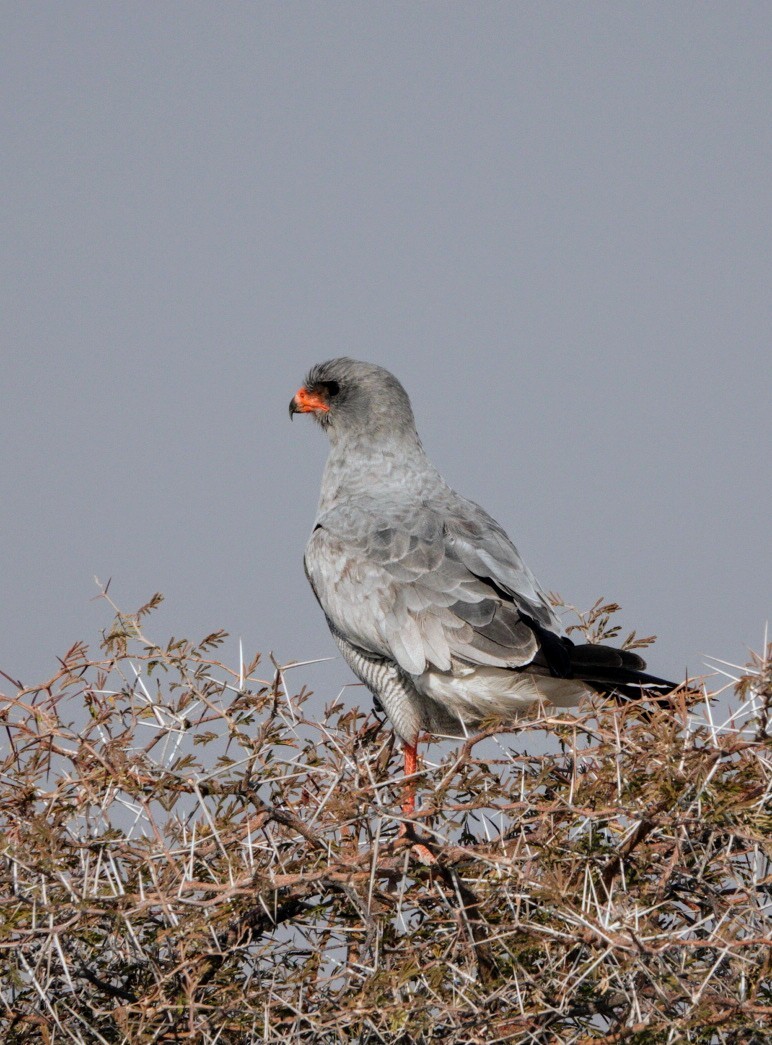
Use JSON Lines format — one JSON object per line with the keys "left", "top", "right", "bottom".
{"left": 291, "top": 358, "right": 677, "bottom": 745}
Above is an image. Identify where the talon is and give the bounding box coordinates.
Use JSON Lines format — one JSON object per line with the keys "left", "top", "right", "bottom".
{"left": 396, "top": 816, "right": 437, "bottom": 865}
{"left": 410, "top": 841, "right": 437, "bottom": 865}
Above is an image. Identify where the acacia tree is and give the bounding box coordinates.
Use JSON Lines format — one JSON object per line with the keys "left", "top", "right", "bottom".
{"left": 1, "top": 593, "right": 770, "bottom": 1043}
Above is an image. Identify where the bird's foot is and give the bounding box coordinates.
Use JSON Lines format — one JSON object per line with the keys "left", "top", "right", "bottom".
{"left": 396, "top": 821, "right": 437, "bottom": 866}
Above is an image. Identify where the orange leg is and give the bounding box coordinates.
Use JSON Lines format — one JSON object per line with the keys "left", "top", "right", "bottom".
{"left": 397, "top": 741, "right": 435, "bottom": 864}
{"left": 401, "top": 740, "right": 418, "bottom": 818}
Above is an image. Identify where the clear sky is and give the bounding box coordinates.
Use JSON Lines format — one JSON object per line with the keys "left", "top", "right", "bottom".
{"left": 2, "top": 3, "right": 770, "bottom": 704}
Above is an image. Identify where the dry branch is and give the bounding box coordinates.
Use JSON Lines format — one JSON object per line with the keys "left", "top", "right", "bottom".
{"left": 0, "top": 598, "right": 770, "bottom": 1043}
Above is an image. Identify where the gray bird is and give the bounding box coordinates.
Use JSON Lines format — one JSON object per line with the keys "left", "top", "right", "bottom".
{"left": 290, "top": 359, "right": 678, "bottom": 820}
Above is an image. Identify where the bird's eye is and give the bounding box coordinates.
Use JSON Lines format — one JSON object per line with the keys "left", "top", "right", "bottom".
{"left": 323, "top": 380, "right": 340, "bottom": 398}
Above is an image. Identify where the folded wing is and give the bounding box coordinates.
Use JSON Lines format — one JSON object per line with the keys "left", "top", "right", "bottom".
{"left": 304, "top": 498, "right": 569, "bottom": 678}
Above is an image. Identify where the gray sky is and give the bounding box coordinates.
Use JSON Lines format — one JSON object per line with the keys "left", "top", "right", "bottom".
{"left": 2, "top": 3, "right": 770, "bottom": 705}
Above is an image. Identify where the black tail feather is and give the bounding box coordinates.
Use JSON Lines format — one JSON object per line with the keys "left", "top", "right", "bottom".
{"left": 568, "top": 642, "right": 683, "bottom": 706}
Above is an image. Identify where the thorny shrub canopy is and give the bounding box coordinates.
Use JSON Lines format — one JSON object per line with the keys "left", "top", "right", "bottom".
{"left": 0, "top": 592, "right": 771, "bottom": 1043}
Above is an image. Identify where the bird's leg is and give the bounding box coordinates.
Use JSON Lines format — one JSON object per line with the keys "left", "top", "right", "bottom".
{"left": 398, "top": 740, "right": 436, "bottom": 865}
{"left": 401, "top": 740, "right": 418, "bottom": 819}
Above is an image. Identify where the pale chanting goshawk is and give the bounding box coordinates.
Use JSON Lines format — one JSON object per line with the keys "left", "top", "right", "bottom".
{"left": 290, "top": 358, "right": 679, "bottom": 820}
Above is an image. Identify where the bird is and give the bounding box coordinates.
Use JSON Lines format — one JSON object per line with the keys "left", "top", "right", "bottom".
{"left": 290, "top": 358, "right": 680, "bottom": 828}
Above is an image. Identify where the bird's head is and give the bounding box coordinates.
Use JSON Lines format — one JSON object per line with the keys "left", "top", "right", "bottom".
{"left": 289, "top": 358, "right": 418, "bottom": 443}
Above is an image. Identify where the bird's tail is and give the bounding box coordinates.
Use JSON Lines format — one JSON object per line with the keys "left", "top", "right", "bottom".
{"left": 568, "top": 642, "right": 686, "bottom": 704}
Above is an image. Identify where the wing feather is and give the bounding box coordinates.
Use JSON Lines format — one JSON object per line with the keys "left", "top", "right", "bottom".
{"left": 304, "top": 499, "right": 565, "bottom": 677}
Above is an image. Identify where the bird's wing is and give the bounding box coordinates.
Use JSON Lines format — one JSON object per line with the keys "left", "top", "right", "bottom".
{"left": 304, "top": 499, "right": 569, "bottom": 677}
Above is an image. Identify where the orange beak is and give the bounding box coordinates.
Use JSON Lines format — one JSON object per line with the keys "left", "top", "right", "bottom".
{"left": 289, "top": 386, "right": 330, "bottom": 418}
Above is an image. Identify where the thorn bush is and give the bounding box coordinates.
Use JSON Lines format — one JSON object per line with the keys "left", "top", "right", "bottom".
{"left": 1, "top": 596, "right": 770, "bottom": 1043}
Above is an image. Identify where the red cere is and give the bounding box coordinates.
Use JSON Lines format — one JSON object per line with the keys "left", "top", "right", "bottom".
{"left": 294, "top": 386, "right": 330, "bottom": 413}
